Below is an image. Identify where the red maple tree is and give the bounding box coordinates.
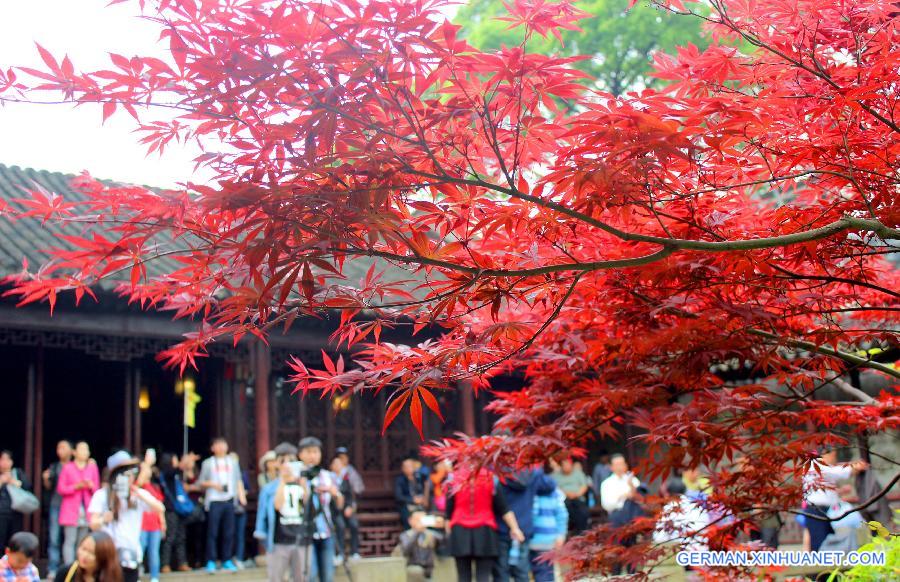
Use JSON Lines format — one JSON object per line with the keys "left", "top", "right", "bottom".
{"left": 2, "top": 0, "right": 898, "bottom": 575}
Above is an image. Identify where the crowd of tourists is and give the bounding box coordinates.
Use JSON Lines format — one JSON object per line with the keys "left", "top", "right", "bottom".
{"left": 0, "top": 439, "right": 887, "bottom": 582}
{"left": 390, "top": 449, "right": 885, "bottom": 582}
{"left": 0, "top": 437, "right": 364, "bottom": 582}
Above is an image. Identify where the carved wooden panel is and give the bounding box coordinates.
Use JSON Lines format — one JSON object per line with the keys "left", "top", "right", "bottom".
{"left": 0, "top": 327, "right": 248, "bottom": 362}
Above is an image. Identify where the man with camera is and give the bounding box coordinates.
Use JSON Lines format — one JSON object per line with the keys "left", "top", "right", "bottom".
{"left": 296, "top": 437, "right": 343, "bottom": 582}
{"left": 254, "top": 442, "right": 306, "bottom": 582}
{"left": 254, "top": 439, "right": 343, "bottom": 582}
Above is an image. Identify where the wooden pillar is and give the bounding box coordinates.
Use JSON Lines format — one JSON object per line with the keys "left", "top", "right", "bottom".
{"left": 253, "top": 341, "right": 271, "bottom": 461}
{"left": 269, "top": 374, "right": 278, "bottom": 448}
{"left": 460, "top": 381, "right": 476, "bottom": 436}
{"left": 299, "top": 389, "right": 308, "bottom": 440}
{"left": 352, "top": 395, "right": 363, "bottom": 473}
{"left": 326, "top": 395, "right": 336, "bottom": 458}
{"left": 379, "top": 391, "right": 389, "bottom": 487}
{"left": 133, "top": 366, "right": 142, "bottom": 455}
{"left": 23, "top": 359, "right": 36, "bottom": 533}
{"left": 31, "top": 347, "right": 44, "bottom": 534}
{"left": 24, "top": 363, "right": 35, "bottom": 478}
{"left": 124, "top": 364, "right": 133, "bottom": 452}
{"left": 231, "top": 373, "right": 249, "bottom": 466}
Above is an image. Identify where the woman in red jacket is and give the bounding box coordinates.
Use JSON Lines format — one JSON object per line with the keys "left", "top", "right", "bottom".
{"left": 445, "top": 468, "right": 524, "bottom": 582}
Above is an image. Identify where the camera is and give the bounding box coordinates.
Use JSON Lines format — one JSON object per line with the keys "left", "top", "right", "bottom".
{"left": 288, "top": 461, "right": 321, "bottom": 480}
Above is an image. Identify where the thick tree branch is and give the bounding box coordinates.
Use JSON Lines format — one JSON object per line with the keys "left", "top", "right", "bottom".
{"left": 828, "top": 377, "right": 875, "bottom": 405}
{"left": 336, "top": 245, "right": 675, "bottom": 277}
{"left": 407, "top": 170, "right": 900, "bottom": 252}
{"left": 748, "top": 329, "right": 900, "bottom": 381}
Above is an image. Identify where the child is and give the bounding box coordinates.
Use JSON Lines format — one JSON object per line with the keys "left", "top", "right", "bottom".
{"left": 397, "top": 510, "right": 444, "bottom": 581}
{"left": 1, "top": 532, "right": 41, "bottom": 582}
{"left": 530, "top": 484, "right": 568, "bottom": 582}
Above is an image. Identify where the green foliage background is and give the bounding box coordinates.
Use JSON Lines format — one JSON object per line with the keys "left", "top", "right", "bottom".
{"left": 454, "top": 0, "right": 708, "bottom": 95}
{"left": 830, "top": 534, "right": 899, "bottom": 580}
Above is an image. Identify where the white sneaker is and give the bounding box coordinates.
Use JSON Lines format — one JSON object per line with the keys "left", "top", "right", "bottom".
{"left": 334, "top": 555, "right": 344, "bottom": 566}
{"left": 350, "top": 554, "right": 361, "bottom": 561}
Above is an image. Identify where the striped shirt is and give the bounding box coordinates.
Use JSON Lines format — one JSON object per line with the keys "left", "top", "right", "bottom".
{"left": 531, "top": 488, "right": 568, "bottom": 551}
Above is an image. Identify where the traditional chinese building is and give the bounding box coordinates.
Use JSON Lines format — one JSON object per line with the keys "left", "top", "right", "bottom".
{"left": 3, "top": 164, "right": 896, "bottom": 557}
{"left": 0, "top": 163, "right": 496, "bottom": 554}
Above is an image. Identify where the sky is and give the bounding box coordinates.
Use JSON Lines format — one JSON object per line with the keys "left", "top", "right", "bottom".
{"left": 0, "top": 0, "right": 462, "bottom": 189}
{"left": 0, "top": 0, "right": 211, "bottom": 188}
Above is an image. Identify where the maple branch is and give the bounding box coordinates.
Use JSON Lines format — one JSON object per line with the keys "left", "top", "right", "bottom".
{"left": 405, "top": 169, "right": 900, "bottom": 252}
{"left": 747, "top": 329, "right": 900, "bottom": 381}
{"left": 450, "top": 272, "right": 585, "bottom": 380}
{"left": 814, "top": 307, "right": 900, "bottom": 315}
{"left": 294, "top": 277, "right": 478, "bottom": 312}
{"left": 627, "top": 289, "right": 900, "bottom": 381}
{"left": 666, "top": 169, "right": 872, "bottom": 199}
{"left": 827, "top": 377, "right": 875, "bottom": 405}
{"left": 645, "top": 506, "right": 765, "bottom": 555}
{"left": 703, "top": 0, "right": 900, "bottom": 135}
{"left": 770, "top": 471, "right": 900, "bottom": 523}
{"left": 771, "top": 267, "right": 900, "bottom": 300}
{"left": 335, "top": 245, "right": 675, "bottom": 277}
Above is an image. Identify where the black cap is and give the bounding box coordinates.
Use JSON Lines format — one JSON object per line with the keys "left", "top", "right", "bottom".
{"left": 298, "top": 436, "right": 323, "bottom": 452}
{"left": 335, "top": 446, "right": 349, "bottom": 456}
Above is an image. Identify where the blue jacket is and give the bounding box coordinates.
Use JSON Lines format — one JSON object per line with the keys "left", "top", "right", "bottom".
{"left": 498, "top": 468, "right": 557, "bottom": 539}
{"left": 531, "top": 488, "right": 568, "bottom": 551}
{"left": 253, "top": 479, "right": 279, "bottom": 552}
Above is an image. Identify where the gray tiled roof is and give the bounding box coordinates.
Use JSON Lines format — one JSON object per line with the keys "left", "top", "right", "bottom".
{"left": 0, "top": 163, "right": 187, "bottom": 280}
{"left": 0, "top": 164, "right": 424, "bottom": 294}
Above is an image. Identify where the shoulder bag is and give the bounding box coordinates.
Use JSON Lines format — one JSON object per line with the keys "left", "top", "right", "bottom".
{"left": 8, "top": 469, "right": 40, "bottom": 514}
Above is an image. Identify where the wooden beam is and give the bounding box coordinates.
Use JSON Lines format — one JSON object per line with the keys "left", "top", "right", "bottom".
{"left": 0, "top": 305, "right": 335, "bottom": 349}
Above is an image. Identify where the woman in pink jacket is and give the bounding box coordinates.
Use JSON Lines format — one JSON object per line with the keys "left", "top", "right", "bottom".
{"left": 57, "top": 441, "right": 100, "bottom": 565}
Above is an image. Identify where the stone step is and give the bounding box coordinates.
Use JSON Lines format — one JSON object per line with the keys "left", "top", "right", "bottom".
{"left": 152, "top": 556, "right": 408, "bottom": 582}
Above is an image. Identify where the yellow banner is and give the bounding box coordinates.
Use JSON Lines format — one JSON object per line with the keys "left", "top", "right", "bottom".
{"left": 185, "top": 382, "right": 201, "bottom": 428}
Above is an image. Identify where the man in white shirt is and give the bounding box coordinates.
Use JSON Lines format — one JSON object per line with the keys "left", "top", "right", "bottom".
{"left": 199, "top": 438, "right": 246, "bottom": 573}
{"left": 802, "top": 448, "right": 867, "bottom": 551}
{"left": 599, "top": 455, "right": 642, "bottom": 575}
{"left": 600, "top": 455, "right": 641, "bottom": 516}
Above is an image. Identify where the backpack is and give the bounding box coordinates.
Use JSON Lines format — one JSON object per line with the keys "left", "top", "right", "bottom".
{"left": 162, "top": 474, "right": 196, "bottom": 517}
